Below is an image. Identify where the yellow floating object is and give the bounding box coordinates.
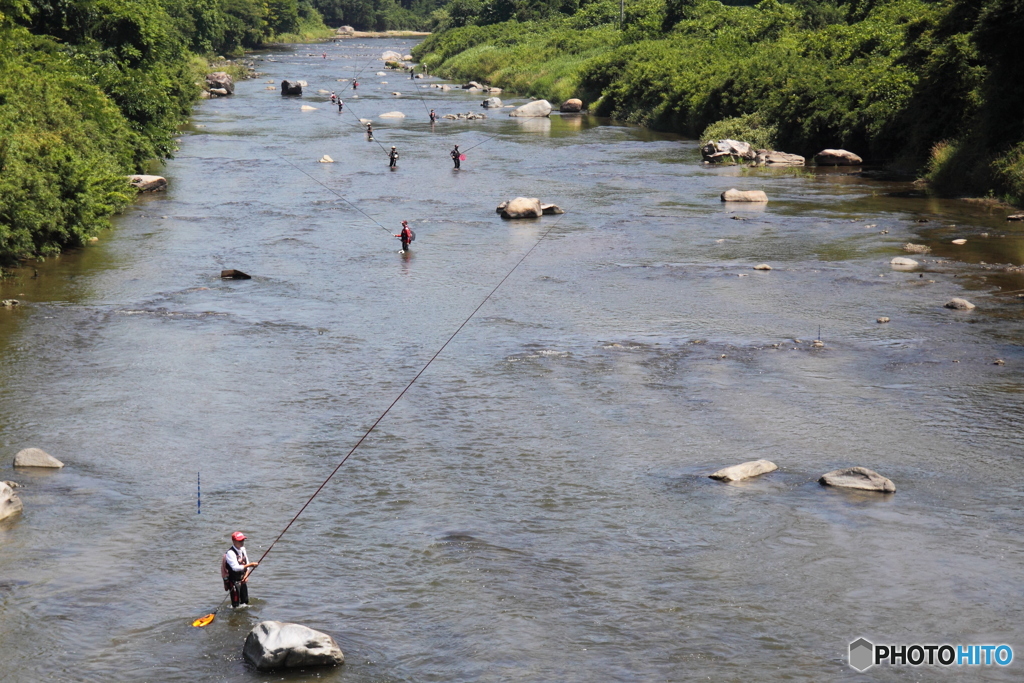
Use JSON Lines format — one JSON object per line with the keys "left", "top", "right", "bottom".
{"left": 192, "top": 613, "right": 216, "bottom": 627}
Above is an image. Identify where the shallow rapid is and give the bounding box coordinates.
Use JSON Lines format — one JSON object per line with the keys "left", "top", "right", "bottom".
{"left": 0, "top": 38, "right": 1022, "bottom": 682}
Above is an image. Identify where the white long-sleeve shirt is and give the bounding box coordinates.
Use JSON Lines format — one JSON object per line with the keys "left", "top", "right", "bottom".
{"left": 225, "top": 545, "right": 249, "bottom": 573}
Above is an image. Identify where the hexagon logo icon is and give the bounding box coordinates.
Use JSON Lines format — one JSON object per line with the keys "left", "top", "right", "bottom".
{"left": 849, "top": 638, "right": 874, "bottom": 672}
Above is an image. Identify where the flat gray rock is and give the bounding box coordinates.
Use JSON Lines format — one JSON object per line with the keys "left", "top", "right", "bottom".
{"left": 0, "top": 482, "right": 23, "bottom": 522}
{"left": 243, "top": 621, "right": 344, "bottom": 671}
{"left": 709, "top": 459, "right": 778, "bottom": 482}
{"left": 819, "top": 466, "right": 895, "bottom": 492}
{"left": 13, "top": 448, "right": 64, "bottom": 468}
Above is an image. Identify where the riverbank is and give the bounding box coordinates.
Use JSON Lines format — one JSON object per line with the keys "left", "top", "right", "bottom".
{"left": 412, "top": 0, "right": 1024, "bottom": 206}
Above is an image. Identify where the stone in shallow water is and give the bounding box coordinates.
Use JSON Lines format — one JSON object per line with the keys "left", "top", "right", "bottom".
{"left": 13, "top": 448, "right": 64, "bottom": 468}
{"left": 709, "top": 459, "right": 778, "bottom": 482}
{"left": 0, "top": 482, "right": 23, "bottom": 522}
{"left": 944, "top": 298, "right": 975, "bottom": 310}
{"left": 819, "top": 466, "right": 895, "bottom": 492}
{"left": 243, "top": 621, "right": 344, "bottom": 671}
{"left": 721, "top": 189, "right": 768, "bottom": 202}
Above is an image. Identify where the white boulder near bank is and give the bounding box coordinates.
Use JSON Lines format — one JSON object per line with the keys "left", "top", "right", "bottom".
{"left": 381, "top": 50, "right": 403, "bottom": 62}
{"left": 509, "top": 100, "right": 552, "bottom": 117}
{"left": 127, "top": 175, "right": 167, "bottom": 192}
{"left": 709, "top": 459, "right": 778, "bottom": 482}
{"left": 13, "top": 448, "right": 64, "bottom": 468}
{"left": 819, "top": 466, "right": 895, "bottom": 493}
{"left": 0, "top": 481, "right": 23, "bottom": 522}
{"left": 243, "top": 621, "right": 344, "bottom": 671}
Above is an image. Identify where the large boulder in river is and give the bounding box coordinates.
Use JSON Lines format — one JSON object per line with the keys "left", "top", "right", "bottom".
{"left": 243, "top": 621, "right": 344, "bottom": 671}
{"left": 128, "top": 175, "right": 167, "bottom": 192}
{"left": 13, "top": 447, "right": 64, "bottom": 468}
{"left": 709, "top": 459, "right": 778, "bottom": 482}
{"left": 281, "top": 80, "right": 302, "bottom": 96}
{"left": 541, "top": 203, "right": 564, "bottom": 215}
{"left": 381, "top": 50, "right": 403, "bottom": 62}
{"left": 0, "top": 482, "right": 23, "bottom": 522}
{"left": 814, "top": 148, "right": 862, "bottom": 165}
{"left": 482, "top": 97, "right": 502, "bottom": 108}
{"left": 755, "top": 150, "right": 804, "bottom": 166}
{"left": 721, "top": 188, "right": 768, "bottom": 202}
{"left": 701, "top": 139, "right": 756, "bottom": 162}
{"left": 509, "top": 100, "right": 552, "bottom": 117}
{"left": 819, "top": 466, "right": 895, "bottom": 493}
{"left": 205, "top": 72, "right": 234, "bottom": 94}
{"left": 945, "top": 297, "right": 975, "bottom": 310}
{"left": 559, "top": 98, "right": 583, "bottom": 113}
{"left": 500, "top": 197, "right": 543, "bottom": 219}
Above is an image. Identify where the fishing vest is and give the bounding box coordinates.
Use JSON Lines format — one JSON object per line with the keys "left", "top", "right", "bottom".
{"left": 222, "top": 545, "right": 247, "bottom": 580}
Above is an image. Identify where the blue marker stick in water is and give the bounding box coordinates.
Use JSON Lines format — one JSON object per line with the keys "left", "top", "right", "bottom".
{"left": 197, "top": 471, "right": 201, "bottom": 514}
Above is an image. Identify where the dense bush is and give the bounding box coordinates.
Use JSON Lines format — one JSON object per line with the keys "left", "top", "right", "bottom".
{"left": 0, "top": 0, "right": 336, "bottom": 265}
{"left": 416, "top": 0, "right": 1024, "bottom": 203}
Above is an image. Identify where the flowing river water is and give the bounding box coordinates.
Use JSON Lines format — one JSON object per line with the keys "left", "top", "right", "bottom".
{"left": 1, "top": 37, "right": 1023, "bottom": 682}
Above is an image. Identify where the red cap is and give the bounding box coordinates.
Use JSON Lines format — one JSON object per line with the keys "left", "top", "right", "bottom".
{"left": 232, "top": 531, "right": 246, "bottom": 541}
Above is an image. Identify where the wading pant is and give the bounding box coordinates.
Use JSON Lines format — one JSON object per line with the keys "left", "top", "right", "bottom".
{"left": 228, "top": 579, "right": 249, "bottom": 607}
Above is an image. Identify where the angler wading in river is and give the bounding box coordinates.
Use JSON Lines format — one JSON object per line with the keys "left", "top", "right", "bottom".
{"left": 222, "top": 531, "right": 258, "bottom": 608}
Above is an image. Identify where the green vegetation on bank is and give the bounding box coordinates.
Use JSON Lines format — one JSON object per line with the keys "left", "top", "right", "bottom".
{"left": 413, "top": 0, "right": 1024, "bottom": 203}
{"left": 0, "top": 0, "right": 332, "bottom": 266}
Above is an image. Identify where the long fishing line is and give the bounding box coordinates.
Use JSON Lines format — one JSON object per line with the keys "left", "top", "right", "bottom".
{"left": 273, "top": 152, "right": 393, "bottom": 234}
{"left": 235, "top": 208, "right": 571, "bottom": 588}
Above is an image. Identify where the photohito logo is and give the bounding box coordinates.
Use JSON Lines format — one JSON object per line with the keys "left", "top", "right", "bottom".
{"left": 848, "top": 638, "right": 1013, "bottom": 672}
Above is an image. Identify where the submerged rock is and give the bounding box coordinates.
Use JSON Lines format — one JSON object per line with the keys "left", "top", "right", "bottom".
{"left": 500, "top": 197, "right": 543, "bottom": 219}
{"left": 13, "top": 448, "right": 64, "bottom": 468}
{"left": 903, "top": 243, "right": 931, "bottom": 254}
{"left": 1, "top": 299, "right": 19, "bottom": 308}
{"left": 221, "top": 269, "right": 251, "bottom": 280}
{"left": 0, "top": 482, "right": 23, "bottom": 522}
{"left": 709, "top": 459, "right": 778, "bottom": 482}
{"left": 379, "top": 111, "right": 406, "bottom": 118}
{"left": 890, "top": 257, "right": 919, "bottom": 269}
{"left": 819, "top": 466, "right": 895, "bottom": 492}
{"left": 300, "top": 105, "right": 317, "bottom": 111}
{"left": 509, "top": 100, "right": 552, "bottom": 117}
{"left": 559, "top": 98, "right": 583, "bottom": 113}
{"left": 753, "top": 263, "right": 772, "bottom": 270}
{"left": 721, "top": 188, "right": 768, "bottom": 202}
{"left": 877, "top": 316, "right": 890, "bottom": 323}
{"left": 243, "top": 621, "right": 344, "bottom": 671}
{"left": 944, "top": 297, "right": 975, "bottom": 310}
{"left": 814, "top": 149, "right": 863, "bottom": 165}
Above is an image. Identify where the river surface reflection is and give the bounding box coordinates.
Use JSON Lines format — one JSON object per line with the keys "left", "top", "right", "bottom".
{"left": 1, "top": 38, "right": 1023, "bottom": 682}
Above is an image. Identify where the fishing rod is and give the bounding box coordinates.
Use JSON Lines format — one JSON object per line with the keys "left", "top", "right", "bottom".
{"left": 191, "top": 207, "right": 571, "bottom": 628}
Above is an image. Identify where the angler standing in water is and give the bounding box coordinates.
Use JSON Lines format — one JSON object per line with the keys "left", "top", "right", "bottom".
{"left": 366, "top": 122, "right": 373, "bottom": 138}
{"left": 389, "top": 146, "right": 399, "bottom": 168}
{"left": 429, "top": 109, "right": 436, "bottom": 124}
{"left": 222, "top": 531, "right": 258, "bottom": 608}
{"left": 337, "top": 97, "right": 344, "bottom": 113}
{"left": 395, "top": 220, "right": 414, "bottom": 253}
{"left": 451, "top": 145, "right": 461, "bottom": 169}
{"left": 352, "top": 80, "right": 359, "bottom": 90}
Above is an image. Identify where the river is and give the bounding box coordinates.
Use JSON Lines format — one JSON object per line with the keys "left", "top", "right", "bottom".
{"left": 0, "top": 37, "right": 1022, "bottom": 682}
